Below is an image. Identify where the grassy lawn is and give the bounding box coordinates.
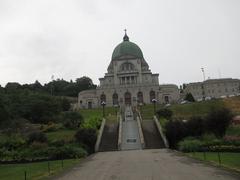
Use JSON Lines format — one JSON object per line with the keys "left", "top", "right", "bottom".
{"left": 79, "top": 107, "right": 117, "bottom": 121}
{"left": 0, "top": 159, "right": 81, "bottom": 180}
{"left": 46, "top": 129, "right": 76, "bottom": 142}
{"left": 139, "top": 100, "right": 225, "bottom": 120}
{"left": 169, "top": 100, "right": 224, "bottom": 119}
{"left": 187, "top": 152, "right": 240, "bottom": 171}
{"left": 139, "top": 104, "right": 163, "bottom": 120}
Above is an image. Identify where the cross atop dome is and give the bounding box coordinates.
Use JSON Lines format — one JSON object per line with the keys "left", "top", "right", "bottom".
{"left": 123, "top": 29, "right": 129, "bottom": 41}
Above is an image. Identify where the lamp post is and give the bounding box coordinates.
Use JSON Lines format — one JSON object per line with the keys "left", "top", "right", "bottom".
{"left": 152, "top": 99, "right": 157, "bottom": 115}
{"left": 101, "top": 101, "right": 106, "bottom": 117}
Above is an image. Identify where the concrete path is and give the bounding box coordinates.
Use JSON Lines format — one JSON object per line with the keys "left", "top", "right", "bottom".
{"left": 55, "top": 149, "right": 240, "bottom": 180}
{"left": 121, "top": 106, "right": 141, "bottom": 150}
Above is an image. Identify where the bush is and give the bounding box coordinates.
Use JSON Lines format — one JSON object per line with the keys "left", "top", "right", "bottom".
{"left": 165, "top": 108, "right": 234, "bottom": 149}
{"left": 75, "top": 128, "right": 97, "bottom": 153}
{"left": 63, "top": 112, "right": 83, "bottom": 129}
{"left": 27, "top": 131, "right": 48, "bottom": 144}
{"left": 186, "top": 116, "right": 205, "bottom": 137}
{"left": 47, "top": 144, "right": 87, "bottom": 159}
{"left": 81, "top": 116, "right": 102, "bottom": 130}
{"left": 156, "top": 108, "right": 173, "bottom": 120}
{"left": 178, "top": 137, "right": 202, "bottom": 152}
{"left": 165, "top": 119, "right": 187, "bottom": 149}
{"left": 205, "top": 107, "right": 233, "bottom": 137}
{"left": 0, "top": 135, "right": 25, "bottom": 150}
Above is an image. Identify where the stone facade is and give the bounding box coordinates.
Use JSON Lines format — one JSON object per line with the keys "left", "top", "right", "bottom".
{"left": 184, "top": 78, "right": 240, "bottom": 101}
{"left": 78, "top": 33, "right": 179, "bottom": 109}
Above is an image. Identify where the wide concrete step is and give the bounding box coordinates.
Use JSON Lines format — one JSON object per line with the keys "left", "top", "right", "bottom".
{"left": 98, "top": 122, "right": 118, "bottom": 152}
{"left": 142, "top": 120, "right": 165, "bottom": 149}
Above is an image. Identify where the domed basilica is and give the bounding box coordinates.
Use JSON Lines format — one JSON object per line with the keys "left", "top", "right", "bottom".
{"left": 78, "top": 31, "right": 179, "bottom": 109}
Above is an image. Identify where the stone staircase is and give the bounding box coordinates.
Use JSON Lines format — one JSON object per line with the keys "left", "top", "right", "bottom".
{"left": 98, "top": 122, "right": 119, "bottom": 152}
{"left": 142, "top": 120, "right": 165, "bottom": 149}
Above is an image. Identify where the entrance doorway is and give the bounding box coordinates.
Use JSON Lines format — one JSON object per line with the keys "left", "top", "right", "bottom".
{"left": 164, "top": 96, "right": 169, "bottom": 103}
{"left": 88, "top": 101, "right": 92, "bottom": 109}
{"left": 124, "top": 92, "right": 131, "bottom": 105}
{"left": 112, "top": 93, "right": 118, "bottom": 105}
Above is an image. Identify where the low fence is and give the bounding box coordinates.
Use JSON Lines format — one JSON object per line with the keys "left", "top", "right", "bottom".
{"left": 136, "top": 116, "right": 145, "bottom": 149}
{"left": 135, "top": 107, "right": 145, "bottom": 149}
{"left": 153, "top": 115, "right": 169, "bottom": 148}
{"left": 188, "top": 151, "right": 238, "bottom": 167}
{"left": 21, "top": 159, "right": 66, "bottom": 180}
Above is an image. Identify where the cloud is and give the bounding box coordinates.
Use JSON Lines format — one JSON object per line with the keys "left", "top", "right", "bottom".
{"left": 0, "top": 0, "right": 239, "bottom": 87}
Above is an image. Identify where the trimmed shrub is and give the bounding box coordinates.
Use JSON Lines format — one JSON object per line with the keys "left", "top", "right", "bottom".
{"left": 165, "top": 119, "right": 187, "bottom": 149}
{"left": 0, "top": 135, "right": 25, "bottom": 150}
{"left": 178, "top": 138, "right": 202, "bottom": 152}
{"left": 75, "top": 128, "right": 97, "bottom": 154}
{"left": 47, "top": 145, "right": 87, "bottom": 159}
{"left": 156, "top": 108, "right": 173, "bottom": 120}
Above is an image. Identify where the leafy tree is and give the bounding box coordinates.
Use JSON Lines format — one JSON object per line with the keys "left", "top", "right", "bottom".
{"left": 179, "top": 85, "right": 183, "bottom": 93}
{"left": 182, "top": 84, "right": 187, "bottom": 89}
{"left": 5, "top": 82, "right": 22, "bottom": 93}
{"left": 184, "top": 93, "right": 195, "bottom": 102}
{"left": 0, "top": 96, "right": 9, "bottom": 126}
{"left": 186, "top": 116, "right": 205, "bottom": 137}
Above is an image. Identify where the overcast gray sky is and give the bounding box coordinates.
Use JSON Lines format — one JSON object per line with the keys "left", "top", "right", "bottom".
{"left": 0, "top": 0, "right": 239, "bottom": 87}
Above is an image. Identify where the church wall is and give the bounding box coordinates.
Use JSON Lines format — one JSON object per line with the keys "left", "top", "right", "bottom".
{"left": 158, "top": 84, "right": 180, "bottom": 104}
{"left": 77, "top": 34, "right": 181, "bottom": 109}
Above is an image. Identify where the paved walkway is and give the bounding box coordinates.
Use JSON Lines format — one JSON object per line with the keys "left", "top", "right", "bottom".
{"left": 121, "top": 106, "right": 141, "bottom": 150}
{"left": 55, "top": 149, "right": 240, "bottom": 180}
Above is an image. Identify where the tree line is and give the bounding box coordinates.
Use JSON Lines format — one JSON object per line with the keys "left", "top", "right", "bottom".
{"left": 0, "top": 76, "right": 96, "bottom": 127}
{"left": 1, "top": 76, "right": 96, "bottom": 97}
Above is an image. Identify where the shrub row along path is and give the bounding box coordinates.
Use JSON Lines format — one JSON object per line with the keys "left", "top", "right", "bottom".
{"left": 54, "top": 149, "right": 240, "bottom": 180}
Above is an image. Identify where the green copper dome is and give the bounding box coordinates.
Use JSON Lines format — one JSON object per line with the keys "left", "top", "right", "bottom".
{"left": 111, "top": 33, "right": 144, "bottom": 60}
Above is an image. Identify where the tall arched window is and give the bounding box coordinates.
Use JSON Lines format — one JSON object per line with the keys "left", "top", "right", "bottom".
{"left": 112, "top": 93, "right": 118, "bottom": 105}
{"left": 149, "top": 90, "right": 156, "bottom": 102}
{"left": 100, "top": 94, "right": 106, "bottom": 103}
{"left": 137, "top": 91, "right": 143, "bottom": 103}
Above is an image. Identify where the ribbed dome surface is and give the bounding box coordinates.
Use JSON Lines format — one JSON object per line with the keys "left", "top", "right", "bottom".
{"left": 111, "top": 38, "right": 144, "bottom": 60}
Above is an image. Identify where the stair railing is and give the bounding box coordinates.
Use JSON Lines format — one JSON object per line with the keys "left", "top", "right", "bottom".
{"left": 153, "top": 115, "right": 169, "bottom": 148}
{"left": 94, "top": 117, "right": 106, "bottom": 152}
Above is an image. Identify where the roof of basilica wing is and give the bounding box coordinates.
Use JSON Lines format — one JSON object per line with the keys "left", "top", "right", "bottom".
{"left": 111, "top": 33, "right": 144, "bottom": 60}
